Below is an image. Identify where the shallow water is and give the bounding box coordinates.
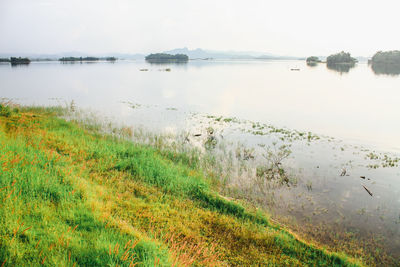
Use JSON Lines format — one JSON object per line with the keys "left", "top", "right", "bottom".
{"left": 1, "top": 59, "right": 399, "bottom": 259}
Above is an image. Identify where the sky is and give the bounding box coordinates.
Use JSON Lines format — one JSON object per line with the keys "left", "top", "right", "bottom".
{"left": 0, "top": 0, "right": 399, "bottom": 57}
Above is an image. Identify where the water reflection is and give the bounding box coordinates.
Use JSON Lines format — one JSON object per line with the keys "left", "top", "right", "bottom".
{"left": 370, "top": 63, "right": 400, "bottom": 76}
{"left": 146, "top": 61, "right": 188, "bottom": 66}
{"left": 59, "top": 61, "right": 115, "bottom": 64}
{"left": 326, "top": 62, "right": 356, "bottom": 74}
{"left": 10, "top": 63, "right": 30, "bottom": 68}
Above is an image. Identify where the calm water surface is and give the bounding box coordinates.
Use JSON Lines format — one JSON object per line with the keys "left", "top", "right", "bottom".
{"left": 1, "top": 60, "right": 400, "bottom": 260}
{"left": 1, "top": 60, "right": 399, "bottom": 150}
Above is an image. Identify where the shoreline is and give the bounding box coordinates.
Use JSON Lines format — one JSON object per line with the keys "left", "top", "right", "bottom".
{"left": 0, "top": 104, "right": 373, "bottom": 266}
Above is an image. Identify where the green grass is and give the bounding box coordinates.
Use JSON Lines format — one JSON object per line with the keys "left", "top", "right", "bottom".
{"left": 0, "top": 106, "right": 364, "bottom": 266}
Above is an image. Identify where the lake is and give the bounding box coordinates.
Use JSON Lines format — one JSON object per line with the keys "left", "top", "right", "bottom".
{"left": 1, "top": 59, "right": 400, "bottom": 262}
{"left": 1, "top": 60, "right": 400, "bottom": 150}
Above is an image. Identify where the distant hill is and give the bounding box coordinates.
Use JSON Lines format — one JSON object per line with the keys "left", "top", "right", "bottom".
{"left": 163, "top": 47, "right": 301, "bottom": 60}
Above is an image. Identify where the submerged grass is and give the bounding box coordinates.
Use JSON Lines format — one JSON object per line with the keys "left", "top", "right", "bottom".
{"left": 0, "top": 105, "right": 364, "bottom": 266}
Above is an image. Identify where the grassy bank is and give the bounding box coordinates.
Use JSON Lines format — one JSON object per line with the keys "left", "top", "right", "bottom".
{"left": 0, "top": 105, "right": 363, "bottom": 266}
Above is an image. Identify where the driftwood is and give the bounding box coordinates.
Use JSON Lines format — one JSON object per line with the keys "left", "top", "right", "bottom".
{"left": 362, "top": 185, "right": 373, "bottom": 196}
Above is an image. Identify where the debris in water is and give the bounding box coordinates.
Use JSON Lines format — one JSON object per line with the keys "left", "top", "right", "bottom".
{"left": 183, "top": 134, "right": 190, "bottom": 143}
{"left": 360, "top": 176, "right": 366, "bottom": 179}
{"left": 194, "top": 134, "right": 202, "bottom": 137}
{"left": 362, "top": 185, "right": 373, "bottom": 196}
{"left": 340, "top": 168, "right": 347, "bottom": 176}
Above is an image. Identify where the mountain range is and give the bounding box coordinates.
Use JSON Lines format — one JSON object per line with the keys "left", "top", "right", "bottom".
{"left": 0, "top": 48, "right": 303, "bottom": 60}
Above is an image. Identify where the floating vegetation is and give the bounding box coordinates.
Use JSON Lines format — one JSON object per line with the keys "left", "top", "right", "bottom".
{"left": 121, "top": 101, "right": 143, "bottom": 109}
{"left": 365, "top": 151, "right": 399, "bottom": 168}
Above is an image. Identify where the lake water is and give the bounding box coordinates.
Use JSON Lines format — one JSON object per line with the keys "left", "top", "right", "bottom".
{"left": 1, "top": 60, "right": 400, "bottom": 262}
{"left": 1, "top": 60, "right": 400, "bottom": 150}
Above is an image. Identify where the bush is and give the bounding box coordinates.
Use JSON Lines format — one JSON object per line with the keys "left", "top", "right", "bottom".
{"left": 0, "top": 104, "right": 12, "bottom": 117}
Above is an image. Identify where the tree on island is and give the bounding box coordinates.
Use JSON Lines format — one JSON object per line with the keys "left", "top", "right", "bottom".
{"left": 10, "top": 57, "right": 30, "bottom": 65}
{"left": 306, "top": 56, "right": 321, "bottom": 67}
{"left": 326, "top": 51, "right": 357, "bottom": 66}
{"left": 306, "top": 56, "right": 321, "bottom": 63}
{"left": 105, "top": 57, "right": 117, "bottom": 61}
{"left": 370, "top": 50, "right": 400, "bottom": 76}
{"left": 326, "top": 52, "right": 357, "bottom": 73}
{"left": 145, "top": 53, "right": 189, "bottom": 63}
{"left": 370, "top": 50, "right": 400, "bottom": 65}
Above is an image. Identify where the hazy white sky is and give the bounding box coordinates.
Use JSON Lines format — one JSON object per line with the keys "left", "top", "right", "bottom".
{"left": 0, "top": 0, "right": 399, "bottom": 56}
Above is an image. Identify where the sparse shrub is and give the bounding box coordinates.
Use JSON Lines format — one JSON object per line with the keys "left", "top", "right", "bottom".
{"left": 0, "top": 104, "right": 12, "bottom": 117}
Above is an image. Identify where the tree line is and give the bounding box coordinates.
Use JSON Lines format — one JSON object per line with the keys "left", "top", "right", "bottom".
{"left": 145, "top": 53, "right": 188, "bottom": 63}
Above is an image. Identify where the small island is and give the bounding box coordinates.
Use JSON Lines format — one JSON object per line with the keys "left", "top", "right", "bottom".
{"left": 370, "top": 50, "right": 400, "bottom": 64}
{"left": 0, "top": 57, "right": 31, "bottom": 65}
{"left": 306, "top": 56, "right": 321, "bottom": 66}
{"left": 326, "top": 51, "right": 357, "bottom": 73}
{"left": 369, "top": 50, "right": 400, "bottom": 76}
{"left": 145, "top": 53, "right": 189, "bottom": 63}
{"left": 306, "top": 56, "right": 321, "bottom": 63}
{"left": 326, "top": 51, "right": 357, "bottom": 66}
{"left": 105, "top": 56, "right": 117, "bottom": 62}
